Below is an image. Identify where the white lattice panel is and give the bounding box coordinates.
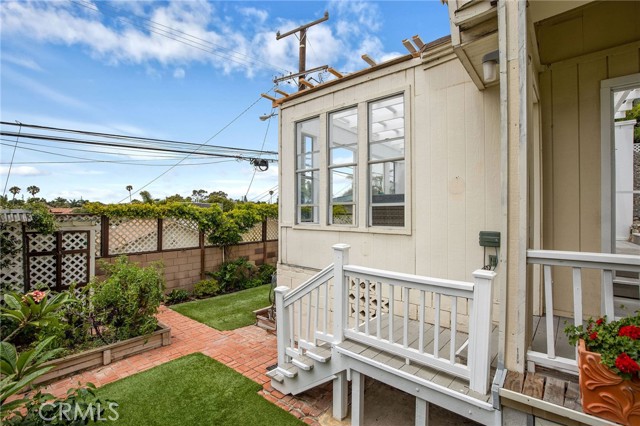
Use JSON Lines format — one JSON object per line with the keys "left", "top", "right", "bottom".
{"left": 109, "top": 218, "right": 157, "bottom": 255}
{"left": 29, "top": 255, "right": 57, "bottom": 289}
{"left": 266, "top": 218, "right": 278, "bottom": 240}
{"left": 241, "top": 222, "right": 263, "bottom": 242}
{"left": 348, "top": 278, "right": 390, "bottom": 321}
{"left": 62, "top": 232, "right": 88, "bottom": 251}
{"left": 57, "top": 215, "right": 100, "bottom": 256}
{"left": 0, "top": 223, "right": 24, "bottom": 292}
{"left": 28, "top": 233, "right": 56, "bottom": 253}
{"left": 61, "top": 253, "right": 87, "bottom": 286}
{"left": 634, "top": 143, "right": 640, "bottom": 153}
{"left": 162, "top": 219, "right": 199, "bottom": 249}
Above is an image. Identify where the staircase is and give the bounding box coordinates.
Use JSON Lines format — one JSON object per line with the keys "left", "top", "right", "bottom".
{"left": 267, "top": 244, "right": 502, "bottom": 426}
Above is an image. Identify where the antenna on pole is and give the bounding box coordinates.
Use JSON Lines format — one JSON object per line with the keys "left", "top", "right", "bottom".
{"left": 276, "top": 11, "right": 329, "bottom": 91}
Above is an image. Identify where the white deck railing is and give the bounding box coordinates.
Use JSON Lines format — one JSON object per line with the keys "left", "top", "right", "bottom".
{"left": 526, "top": 249, "right": 640, "bottom": 373}
{"left": 275, "top": 244, "right": 496, "bottom": 394}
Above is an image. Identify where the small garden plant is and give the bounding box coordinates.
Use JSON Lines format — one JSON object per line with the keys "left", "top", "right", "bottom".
{"left": 565, "top": 314, "right": 640, "bottom": 379}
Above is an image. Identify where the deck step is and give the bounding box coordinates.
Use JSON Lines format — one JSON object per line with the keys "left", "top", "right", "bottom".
{"left": 291, "top": 355, "right": 314, "bottom": 371}
{"left": 306, "top": 346, "right": 331, "bottom": 363}
{"left": 269, "top": 372, "right": 284, "bottom": 383}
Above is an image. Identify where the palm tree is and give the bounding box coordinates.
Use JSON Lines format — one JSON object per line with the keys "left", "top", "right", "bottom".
{"left": 126, "top": 185, "right": 133, "bottom": 202}
{"left": 26, "top": 185, "right": 40, "bottom": 198}
{"left": 9, "top": 186, "right": 20, "bottom": 200}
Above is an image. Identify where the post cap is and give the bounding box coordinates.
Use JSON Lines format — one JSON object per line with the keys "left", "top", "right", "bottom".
{"left": 472, "top": 269, "right": 497, "bottom": 280}
{"left": 332, "top": 243, "right": 351, "bottom": 251}
{"left": 274, "top": 286, "right": 290, "bottom": 294}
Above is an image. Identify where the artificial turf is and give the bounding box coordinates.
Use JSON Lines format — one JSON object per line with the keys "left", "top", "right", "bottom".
{"left": 170, "top": 284, "right": 271, "bottom": 331}
{"left": 95, "top": 353, "right": 302, "bottom": 426}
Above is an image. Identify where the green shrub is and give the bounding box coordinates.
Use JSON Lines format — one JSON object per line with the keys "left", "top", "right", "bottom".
{"left": 193, "top": 280, "right": 220, "bottom": 299}
{"left": 165, "top": 289, "right": 190, "bottom": 305}
{"left": 90, "top": 257, "right": 165, "bottom": 343}
{"left": 212, "top": 258, "right": 256, "bottom": 293}
{"left": 257, "top": 264, "right": 276, "bottom": 285}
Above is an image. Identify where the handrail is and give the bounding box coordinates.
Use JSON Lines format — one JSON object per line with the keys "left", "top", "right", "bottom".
{"left": 528, "top": 249, "right": 640, "bottom": 271}
{"left": 283, "top": 263, "right": 334, "bottom": 305}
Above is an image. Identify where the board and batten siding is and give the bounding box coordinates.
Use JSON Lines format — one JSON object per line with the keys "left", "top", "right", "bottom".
{"left": 277, "top": 55, "right": 501, "bottom": 325}
{"left": 538, "top": 16, "right": 640, "bottom": 317}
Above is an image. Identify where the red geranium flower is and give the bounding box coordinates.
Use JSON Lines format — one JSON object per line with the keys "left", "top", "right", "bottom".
{"left": 619, "top": 325, "right": 640, "bottom": 340}
{"left": 596, "top": 318, "right": 604, "bottom": 325}
{"left": 615, "top": 353, "right": 640, "bottom": 374}
{"left": 589, "top": 332, "right": 598, "bottom": 340}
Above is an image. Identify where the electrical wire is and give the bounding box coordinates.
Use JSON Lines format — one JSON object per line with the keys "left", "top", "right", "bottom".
{"left": 116, "top": 88, "right": 275, "bottom": 203}
{"left": 70, "top": 0, "right": 291, "bottom": 74}
{"left": 244, "top": 108, "right": 275, "bottom": 199}
{"left": 0, "top": 141, "right": 242, "bottom": 167}
{"left": 1, "top": 122, "right": 21, "bottom": 197}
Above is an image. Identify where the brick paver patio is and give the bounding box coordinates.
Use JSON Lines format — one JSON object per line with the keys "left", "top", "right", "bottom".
{"left": 41, "top": 306, "right": 332, "bottom": 425}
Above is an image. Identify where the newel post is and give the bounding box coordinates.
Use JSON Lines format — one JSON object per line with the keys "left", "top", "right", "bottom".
{"left": 275, "top": 286, "right": 290, "bottom": 366}
{"left": 469, "top": 269, "right": 496, "bottom": 394}
{"left": 332, "top": 244, "right": 350, "bottom": 343}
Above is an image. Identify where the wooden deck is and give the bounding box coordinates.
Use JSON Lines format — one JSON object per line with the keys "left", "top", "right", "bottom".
{"left": 336, "top": 313, "right": 499, "bottom": 405}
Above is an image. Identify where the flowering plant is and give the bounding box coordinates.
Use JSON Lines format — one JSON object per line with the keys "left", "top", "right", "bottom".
{"left": 565, "top": 314, "right": 640, "bottom": 380}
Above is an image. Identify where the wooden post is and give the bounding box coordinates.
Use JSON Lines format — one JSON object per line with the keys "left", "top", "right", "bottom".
{"left": 100, "top": 215, "right": 109, "bottom": 257}
{"left": 332, "top": 243, "right": 350, "bottom": 343}
{"left": 351, "top": 370, "right": 365, "bottom": 426}
{"left": 469, "top": 269, "right": 496, "bottom": 394}
{"left": 275, "top": 286, "right": 290, "bottom": 366}
{"left": 333, "top": 371, "right": 348, "bottom": 420}
{"left": 157, "top": 218, "right": 163, "bottom": 252}
{"left": 262, "top": 220, "right": 268, "bottom": 265}
{"left": 199, "top": 231, "right": 205, "bottom": 280}
{"left": 415, "top": 398, "right": 429, "bottom": 426}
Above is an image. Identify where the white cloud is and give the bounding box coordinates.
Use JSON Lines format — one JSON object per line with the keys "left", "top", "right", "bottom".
{"left": 0, "top": 0, "right": 402, "bottom": 80}
{"left": 0, "top": 166, "right": 49, "bottom": 176}
{"left": 173, "top": 67, "right": 185, "bottom": 79}
{"left": 1, "top": 54, "right": 43, "bottom": 72}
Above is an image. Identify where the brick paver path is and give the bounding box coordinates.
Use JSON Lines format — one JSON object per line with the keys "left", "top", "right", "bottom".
{"left": 41, "top": 306, "right": 332, "bottom": 425}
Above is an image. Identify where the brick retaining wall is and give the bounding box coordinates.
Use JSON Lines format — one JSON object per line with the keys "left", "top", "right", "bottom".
{"left": 97, "top": 240, "right": 278, "bottom": 292}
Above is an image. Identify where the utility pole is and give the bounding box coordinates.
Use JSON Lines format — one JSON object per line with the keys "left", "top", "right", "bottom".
{"left": 276, "top": 12, "right": 329, "bottom": 91}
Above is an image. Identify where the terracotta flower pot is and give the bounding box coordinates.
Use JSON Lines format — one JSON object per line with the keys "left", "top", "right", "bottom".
{"left": 577, "top": 339, "right": 640, "bottom": 425}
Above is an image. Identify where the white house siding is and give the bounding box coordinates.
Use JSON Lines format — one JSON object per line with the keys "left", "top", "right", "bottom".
{"left": 536, "top": 1, "right": 640, "bottom": 317}
{"left": 277, "top": 53, "right": 501, "bottom": 329}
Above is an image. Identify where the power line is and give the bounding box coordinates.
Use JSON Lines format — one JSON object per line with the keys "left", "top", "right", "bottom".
{"left": 244, "top": 108, "right": 275, "bottom": 199}
{"left": 70, "top": 0, "right": 291, "bottom": 74}
{"left": 116, "top": 88, "right": 275, "bottom": 203}
{"left": 0, "top": 122, "right": 278, "bottom": 157}
{"left": 1, "top": 122, "right": 21, "bottom": 197}
{"left": 0, "top": 140, "right": 241, "bottom": 167}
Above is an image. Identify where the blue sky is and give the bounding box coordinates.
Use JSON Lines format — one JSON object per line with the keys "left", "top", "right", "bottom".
{"left": 0, "top": 0, "right": 450, "bottom": 203}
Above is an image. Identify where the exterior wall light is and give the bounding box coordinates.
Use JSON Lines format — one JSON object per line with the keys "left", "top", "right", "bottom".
{"left": 482, "top": 50, "right": 499, "bottom": 83}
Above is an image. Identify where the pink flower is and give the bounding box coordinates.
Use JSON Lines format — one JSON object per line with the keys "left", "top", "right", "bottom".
{"left": 23, "top": 290, "right": 47, "bottom": 304}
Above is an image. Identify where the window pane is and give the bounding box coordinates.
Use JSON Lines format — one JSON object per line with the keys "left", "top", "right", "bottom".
{"left": 296, "top": 118, "right": 320, "bottom": 170}
{"left": 331, "top": 167, "right": 354, "bottom": 202}
{"left": 298, "top": 171, "right": 318, "bottom": 205}
{"left": 371, "top": 206, "right": 404, "bottom": 226}
{"left": 300, "top": 206, "right": 316, "bottom": 223}
{"left": 370, "top": 161, "right": 405, "bottom": 200}
{"left": 332, "top": 205, "right": 354, "bottom": 225}
{"left": 370, "top": 138, "right": 404, "bottom": 161}
{"left": 369, "top": 96, "right": 404, "bottom": 144}
{"left": 330, "top": 108, "right": 357, "bottom": 165}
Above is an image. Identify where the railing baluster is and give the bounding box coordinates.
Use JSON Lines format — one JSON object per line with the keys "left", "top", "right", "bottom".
{"left": 289, "top": 302, "right": 295, "bottom": 352}
{"left": 376, "top": 281, "right": 382, "bottom": 339}
{"left": 419, "top": 290, "right": 425, "bottom": 354}
{"left": 602, "top": 269, "right": 614, "bottom": 319}
{"left": 450, "top": 296, "right": 457, "bottom": 364}
{"left": 314, "top": 287, "right": 319, "bottom": 342}
{"left": 306, "top": 293, "right": 312, "bottom": 344}
{"left": 434, "top": 293, "right": 440, "bottom": 358}
{"left": 355, "top": 278, "right": 360, "bottom": 332}
{"left": 324, "top": 280, "right": 329, "bottom": 334}
{"left": 389, "top": 284, "right": 395, "bottom": 344}
{"left": 403, "top": 287, "right": 409, "bottom": 348}
{"left": 297, "top": 300, "right": 302, "bottom": 355}
{"left": 365, "top": 280, "right": 370, "bottom": 335}
{"left": 543, "top": 264, "right": 555, "bottom": 359}
{"left": 572, "top": 267, "right": 583, "bottom": 327}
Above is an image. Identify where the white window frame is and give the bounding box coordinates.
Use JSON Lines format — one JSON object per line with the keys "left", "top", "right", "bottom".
{"left": 296, "top": 118, "right": 320, "bottom": 224}
{"left": 328, "top": 106, "right": 358, "bottom": 226}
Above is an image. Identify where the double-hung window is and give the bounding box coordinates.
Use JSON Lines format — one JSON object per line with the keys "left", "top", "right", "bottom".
{"left": 328, "top": 107, "right": 358, "bottom": 225}
{"left": 368, "top": 95, "right": 405, "bottom": 227}
{"left": 296, "top": 118, "right": 320, "bottom": 223}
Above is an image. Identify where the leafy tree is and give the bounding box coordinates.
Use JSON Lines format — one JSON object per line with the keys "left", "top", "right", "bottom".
{"left": 191, "top": 189, "right": 208, "bottom": 203}
{"left": 206, "top": 191, "right": 235, "bottom": 211}
{"left": 49, "top": 197, "right": 69, "bottom": 207}
{"left": 8, "top": 186, "right": 20, "bottom": 200}
{"left": 139, "top": 190, "right": 155, "bottom": 204}
{"left": 164, "top": 193, "right": 187, "bottom": 203}
{"left": 26, "top": 186, "right": 40, "bottom": 198}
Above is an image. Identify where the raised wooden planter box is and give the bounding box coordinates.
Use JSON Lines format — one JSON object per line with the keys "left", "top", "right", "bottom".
{"left": 35, "top": 322, "right": 171, "bottom": 385}
{"left": 254, "top": 306, "right": 275, "bottom": 334}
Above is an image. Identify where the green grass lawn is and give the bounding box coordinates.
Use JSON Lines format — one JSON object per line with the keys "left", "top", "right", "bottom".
{"left": 96, "top": 353, "right": 302, "bottom": 426}
{"left": 171, "top": 284, "right": 271, "bottom": 330}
